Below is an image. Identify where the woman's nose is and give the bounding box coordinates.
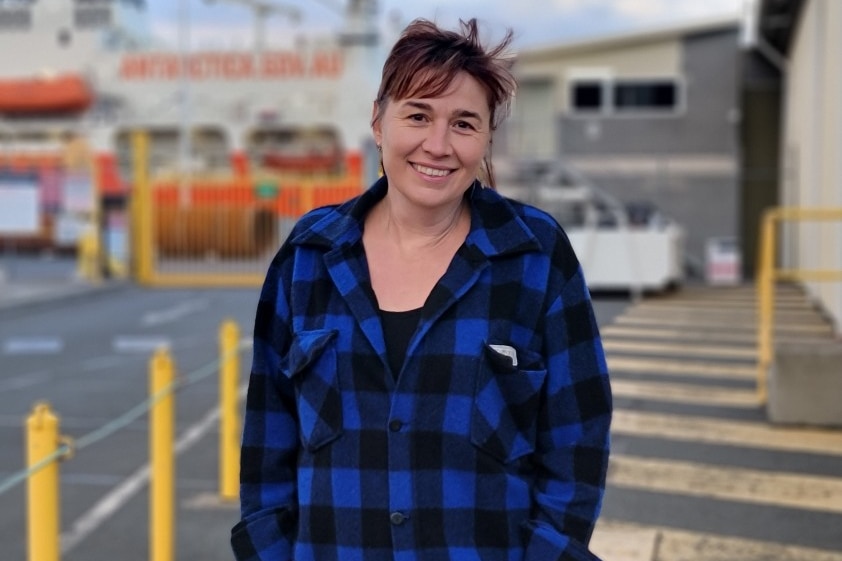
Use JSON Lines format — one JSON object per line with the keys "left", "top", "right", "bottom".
{"left": 422, "top": 121, "right": 452, "bottom": 156}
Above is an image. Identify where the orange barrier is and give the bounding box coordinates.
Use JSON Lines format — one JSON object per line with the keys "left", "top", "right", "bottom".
{"left": 154, "top": 205, "right": 276, "bottom": 258}
{"left": 151, "top": 180, "right": 362, "bottom": 217}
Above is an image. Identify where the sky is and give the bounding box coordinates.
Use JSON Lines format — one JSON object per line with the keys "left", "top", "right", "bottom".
{"left": 147, "top": 0, "right": 751, "bottom": 51}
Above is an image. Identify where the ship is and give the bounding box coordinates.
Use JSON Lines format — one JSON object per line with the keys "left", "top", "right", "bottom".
{"left": 0, "top": 0, "right": 386, "bottom": 258}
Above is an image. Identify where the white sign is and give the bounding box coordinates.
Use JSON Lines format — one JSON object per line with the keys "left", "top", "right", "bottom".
{"left": 63, "top": 171, "right": 95, "bottom": 213}
{"left": 0, "top": 175, "right": 40, "bottom": 235}
{"left": 706, "top": 237, "right": 742, "bottom": 285}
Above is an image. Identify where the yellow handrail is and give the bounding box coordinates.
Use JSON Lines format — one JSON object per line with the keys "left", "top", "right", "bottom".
{"left": 755, "top": 206, "right": 842, "bottom": 402}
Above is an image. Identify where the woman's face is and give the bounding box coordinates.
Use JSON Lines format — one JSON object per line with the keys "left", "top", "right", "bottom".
{"left": 372, "top": 72, "right": 491, "bottom": 211}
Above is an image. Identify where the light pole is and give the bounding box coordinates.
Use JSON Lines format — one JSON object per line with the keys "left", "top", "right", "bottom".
{"left": 177, "top": 0, "right": 192, "bottom": 205}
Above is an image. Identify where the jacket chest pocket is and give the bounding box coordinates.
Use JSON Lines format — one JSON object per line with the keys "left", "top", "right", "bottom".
{"left": 471, "top": 343, "right": 547, "bottom": 464}
{"left": 281, "top": 329, "right": 342, "bottom": 452}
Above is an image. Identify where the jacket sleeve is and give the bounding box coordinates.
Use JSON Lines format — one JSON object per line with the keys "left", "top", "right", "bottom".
{"left": 231, "top": 247, "right": 299, "bottom": 561}
{"left": 522, "top": 263, "right": 612, "bottom": 561}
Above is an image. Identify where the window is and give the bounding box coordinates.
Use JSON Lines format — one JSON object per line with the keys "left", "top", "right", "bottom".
{"left": 74, "top": 7, "right": 111, "bottom": 29}
{"left": 569, "top": 77, "right": 681, "bottom": 115}
{"left": 0, "top": 10, "right": 31, "bottom": 31}
{"left": 572, "top": 81, "right": 603, "bottom": 111}
{"left": 614, "top": 81, "right": 677, "bottom": 111}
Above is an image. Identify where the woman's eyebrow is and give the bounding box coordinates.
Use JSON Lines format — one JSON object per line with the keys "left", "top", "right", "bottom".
{"left": 451, "top": 109, "right": 483, "bottom": 122}
{"left": 401, "top": 101, "right": 483, "bottom": 122}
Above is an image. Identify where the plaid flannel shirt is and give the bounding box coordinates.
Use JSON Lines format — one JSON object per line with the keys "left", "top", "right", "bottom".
{"left": 232, "top": 177, "right": 612, "bottom": 561}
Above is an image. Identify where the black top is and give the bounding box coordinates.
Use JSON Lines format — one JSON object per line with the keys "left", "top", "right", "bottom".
{"left": 380, "top": 307, "right": 423, "bottom": 378}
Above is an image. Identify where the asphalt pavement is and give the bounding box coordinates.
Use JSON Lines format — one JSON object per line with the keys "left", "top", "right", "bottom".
{"left": 2, "top": 256, "right": 842, "bottom": 561}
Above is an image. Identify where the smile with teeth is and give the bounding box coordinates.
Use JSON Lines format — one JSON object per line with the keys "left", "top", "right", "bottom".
{"left": 413, "top": 163, "right": 452, "bottom": 177}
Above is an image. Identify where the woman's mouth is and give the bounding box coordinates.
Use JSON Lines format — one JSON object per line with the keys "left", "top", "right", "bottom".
{"left": 412, "top": 163, "right": 452, "bottom": 177}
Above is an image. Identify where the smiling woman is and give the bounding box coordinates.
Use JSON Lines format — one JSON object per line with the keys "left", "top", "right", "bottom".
{"left": 232, "top": 17, "right": 612, "bottom": 561}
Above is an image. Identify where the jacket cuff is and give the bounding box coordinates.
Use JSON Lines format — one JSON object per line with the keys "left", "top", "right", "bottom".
{"left": 231, "top": 508, "right": 295, "bottom": 561}
{"left": 521, "top": 520, "right": 603, "bottom": 561}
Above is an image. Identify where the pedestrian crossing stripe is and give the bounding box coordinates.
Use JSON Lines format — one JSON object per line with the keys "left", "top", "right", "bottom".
{"left": 635, "top": 298, "right": 813, "bottom": 311}
{"left": 604, "top": 339, "right": 757, "bottom": 360}
{"left": 2, "top": 336, "right": 63, "bottom": 354}
{"left": 591, "top": 521, "right": 842, "bottom": 561}
{"left": 598, "top": 288, "right": 842, "bottom": 558}
{"left": 654, "top": 286, "right": 805, "bottom": 298}
{"left": 613, "top": 409, "right": 842, "bottom": 456}
{"left": 614, "top": 314, "right": 833, "bottom": 334}
{"left": 607, "top": 356, "right": 756, "bottom": 379}
{"left": 608, "top": 454, "right": 842, "bottom": 514}
{"left": 624, "top": 307, "right": 829, "bottom": 324}
{"left": 601, "top": 325, "right": 822, "bottom": 345}
{"left": 611, "top": 379, "right": 760, "bottom": 408}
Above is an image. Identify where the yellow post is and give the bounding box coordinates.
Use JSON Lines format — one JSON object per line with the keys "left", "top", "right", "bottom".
{"left": 132, "top": 131, "right": 154, "bottom": 285}
{"left": 219, "top": 320, "right": 241, "bottom": 501}
{"left": 75, "top": 228, "right": 101, "bottom": 284}
{"left": 756, "top": 210, "right": 777, "bottom": 403}
{"left": 26, "top": 402, "right": 61, "bottom": 561}
{"left": 150, "top": 349, "right": 175, "bottom": 561}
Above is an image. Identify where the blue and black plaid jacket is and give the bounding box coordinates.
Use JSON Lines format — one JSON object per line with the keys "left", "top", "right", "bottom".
{"left": 232, "top": 177, "right": 612, "bottom": 561}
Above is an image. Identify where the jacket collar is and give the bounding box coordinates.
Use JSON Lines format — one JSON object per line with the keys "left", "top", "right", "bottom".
{"left": 290, "top": 176, "right": 541, "bottom": 259}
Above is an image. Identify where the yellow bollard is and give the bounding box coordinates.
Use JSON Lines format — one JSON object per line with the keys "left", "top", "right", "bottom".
{"left": 76, "top": 228, "right": 101, "bottom": 284}
{"left": 26, "top": 402, "right": 61, "bottom": 561}
{"left": 219, "top": 320, "right": 241, "bottom": 501}
{"left": 150, "top": 349, "right": 175, "bottom": 561}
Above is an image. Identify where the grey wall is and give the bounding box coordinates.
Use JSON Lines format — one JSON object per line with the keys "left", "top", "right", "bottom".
{"left": 559, "top": 28, "right": 740, "bottom": 156}
{"left": 558, "top": 27, "right": 742, "bottom": 273}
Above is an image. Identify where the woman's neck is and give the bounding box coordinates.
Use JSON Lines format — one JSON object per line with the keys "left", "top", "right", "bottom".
{"left": 375, "top": 194, "right": 468, "bottom": 254}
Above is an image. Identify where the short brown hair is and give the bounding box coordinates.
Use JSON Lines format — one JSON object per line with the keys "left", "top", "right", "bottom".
{"left": 372, "top": 18, "right": 517, "bottom": 187}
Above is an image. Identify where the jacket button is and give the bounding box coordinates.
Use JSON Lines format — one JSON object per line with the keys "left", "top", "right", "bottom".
{"left": 388, "top": 420, "right": 403, "bottom": 432}
{"left": 390, "top": 511, "right": 407, "bottom": 525}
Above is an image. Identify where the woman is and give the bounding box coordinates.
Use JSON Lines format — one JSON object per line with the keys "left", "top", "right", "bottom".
{"left": 232, "top": 18, "right": 612, "bottom": 561}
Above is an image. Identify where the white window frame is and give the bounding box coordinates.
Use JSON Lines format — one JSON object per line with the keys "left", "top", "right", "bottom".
{"left": 567, "top": 73, "right": 686, "bottom": 118}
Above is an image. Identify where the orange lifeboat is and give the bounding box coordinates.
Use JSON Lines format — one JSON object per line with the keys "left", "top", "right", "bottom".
{"left": 0, "top": 74, "right": 93, "bottom": 114}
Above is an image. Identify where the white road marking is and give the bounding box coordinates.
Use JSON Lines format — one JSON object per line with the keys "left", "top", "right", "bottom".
{"left": 60, "top": 410, "right": 218, "bottom": 553}
{"left": 141, "top": 299, "right": 208, "bottom": 327}
{"left": 593, "top": 520, "right": 842, "bottom": 561}
{"left": 615, "top": 314, "right": 832, "bottom": 334}
{"left": 60, "top": 382, "right": 248, "bottom": 554}
{"left": 637, "top": 298, "right": 812, "bottom": 310}
{"left": 598, "top": 290, "right": 842, "bottom": 559}
{"left": 611, "top": 379, "right": 760, "bottom": 408}
{"left": 60, "top": 465, "right": 150, "bottom": 554}
{"left": 625, "top": 307, "right": 829, "bottom": 325}
{"left": 111, "top": 336, "right": 171, "bottom": 353}
{"left": 182, "top": 491, "right": 239, "bottom": 510}
{"left": 601, "top": 325, "right": 823, "bottom": 345}
{"left": 599, "top": 325, "right": 757, "bottom": 345}
{"left": 613, "top": 409, "right": 842, "bottom": 456}
{"left": 607, "top": 356, "right": 756, "bottom": 379}
{"left": 3, "top": 336, "right": 63, "bottom": 355}
{"left": 603, "top": 339, "right": 757, "bottom": 360}
{"left": 609, "top": 454, "right": 842, "bottom": 514}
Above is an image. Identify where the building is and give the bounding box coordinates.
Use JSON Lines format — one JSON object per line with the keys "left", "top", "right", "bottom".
{"left": 507, "top": 16, "right": 742, "bottom": 275}
{"left": 752, "top": 0, "right": 842, "bottom": 335}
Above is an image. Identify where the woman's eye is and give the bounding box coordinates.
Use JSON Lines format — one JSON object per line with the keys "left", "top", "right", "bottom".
{"left": 454, "top": 120, "right": 476, "bottom": 130}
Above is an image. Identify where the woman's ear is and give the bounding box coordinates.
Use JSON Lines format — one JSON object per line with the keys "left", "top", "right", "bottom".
{"left": 371, "top": 101, "right": 383, "bottom": 146}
